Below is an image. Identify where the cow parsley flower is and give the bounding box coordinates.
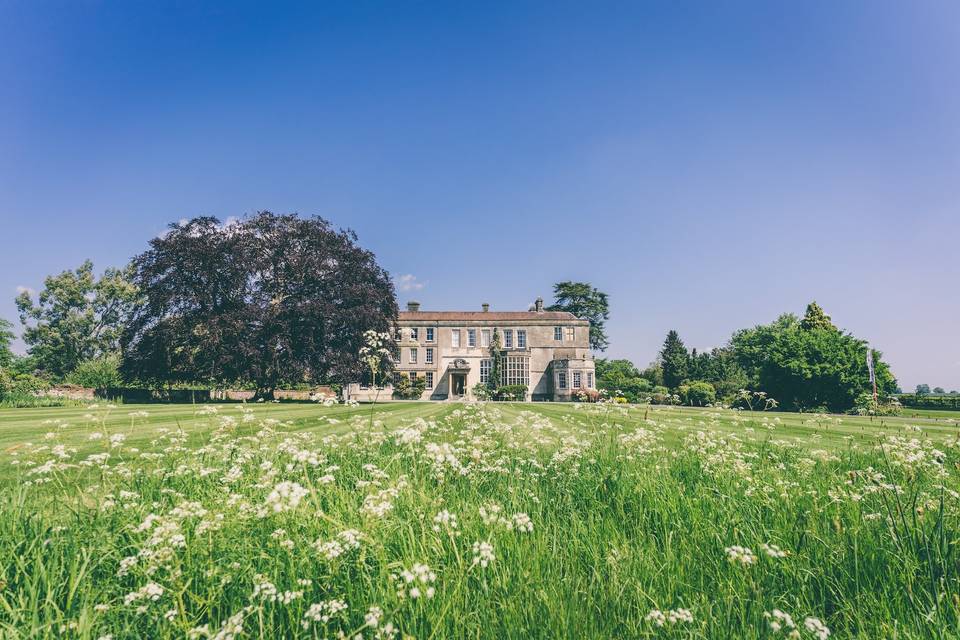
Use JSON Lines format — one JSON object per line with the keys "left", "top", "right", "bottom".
{"left": 471, "top": 541, "right": 495, "bottom": 568}
{"left": 804, "top": 617, "right": 831, "bottom": 640}
{"left": 725, "top": 545, "right": 756, "bottom": 566}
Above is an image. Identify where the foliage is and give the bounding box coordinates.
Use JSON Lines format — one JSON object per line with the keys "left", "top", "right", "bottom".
{"left": 852, "top": 392, "right": 902, "bottom": 416}
{"left": 659, "top": 330, "right": 688, "bottom": 389}
{"left": 471, "top": 383, "right": 492, "bottom": 400}
{"left": 121, "top": 214, "right": 397, "bottom": 397}
{"left": 594, "top": 358, "right": 651, "bottom": 403}
{"left": 547, "top": 282, "right": 610, "bottom": 351}
{"left": 678, "top": 381, "right": 716, "bottom": 406}
{"left": 15, "top": 261, "right": 137, "bottom": 379}
{"left": 67, "top": 354, "right": 123, "bottom": 389}
{"left": 915, "top": 384, "right": 931, "bottom": 396}
{"left": 799, "top": 301, "right": 835, "bottom": 331}
{"left": 392, "top": 376, "right": 427, "bottom": 400}
{"left": 639, "top": 362, "right": 664, "bottom": 387}
{"left": 487, "top": 329, "right": 503, "bottom": 394}
{"left": 687, "top": 347, "right": 748, "bottom": 402}
{"left": 730, "top": 305, "right": 897, "bottom": 413}
{"left": 0, "top": 318, "right": 14, "bottom": 369}
{"left": 495, "top": 384, "right": 527, "bottom": 401}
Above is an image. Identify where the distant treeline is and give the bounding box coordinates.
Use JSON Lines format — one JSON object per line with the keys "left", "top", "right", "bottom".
{"left": 895, "top": 394, "right": 960, "bottom": 411}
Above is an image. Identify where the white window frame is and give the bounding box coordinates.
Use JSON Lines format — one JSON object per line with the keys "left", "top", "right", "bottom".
{"left": 410, "top": 327, "right": 419, "bottom": 340}
{"left": 426, "top": 371, "right": 434, "bottom": 388}
{"left": 573, "top": 371, "right": 582, "bottom": 389}
{"left": 451, "top": 329, "right": 461, "bottom": 348}
{"left": 409, "top": 371, "right": 417, "bottom": 382}
{"left": 564, "top": 326, "right": 575, "bottom": 341}
{"left": 558, "top": 371, "right": 567, "bottom": 390}
{"left": 481, "top": 329, "right": 491, "bottom": 348}
{"left": 425, "top": 348, "right": 433, "bottom": 364}
{"left": 587, "top": 372, "right": 594, "bottom": 388}
{"left": 467, "top": 328, "right": 477, "bottom": 347}
{"left": 504, "top": 329, "right": 513, "bottom": 348}
{"left": 409, "top": 348, "right": 418, "bottom": 364}
{"left": 554, "top": 326, "right": 563, "bottom": 341}
{"left": 479, "top": 359, "right": 491, "bottom": 384}
{"left": 425, "top": 327, "right": 434, "bottom": 342}
{"left": 517, "top": 329, "right": 527, "bottom": 349}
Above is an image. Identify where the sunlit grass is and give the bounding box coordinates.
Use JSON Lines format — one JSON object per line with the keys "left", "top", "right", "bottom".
{"left": 0, "top": 401, "right": 958, "bottom": 638}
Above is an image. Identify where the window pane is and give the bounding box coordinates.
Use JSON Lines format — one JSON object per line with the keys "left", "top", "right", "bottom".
{"left": 426, "top": 372, "right": 433, "bottom": 388}
{"left": 479, "top": 359, "right": 491, "bottom": 384}
{"left": 564, "top": 326, "right": 575, "bottom": 341}
{"left": 409, "top": 348, "right": 417, "bottom": 363}
{"left": 504, "top": 330, "right": 513, "bottom": 348}
{"left": 517, "top": 330, "right": 526, "bottom": 348}
{"left": 426, "top": 327, "right": 434, "bottom": 342}
{"left": 558, "top": 372, "right": 567, "bottom": 389}
{"left": 554, "top": 327, "right": 562, "bottom": 341}
{"left": 411, "top": 328, "right": 418, "bottom": 340}
{"left": 426, "top": 348, "right": 433, "bottom": 364}
{"left": 452, "top": 329, "right": 460, "bottom": 347}
{"left": 468, "top": 329, "right": 477, "bottom": 347}
{"left": 481, "top": 329, "right": 491, "bottom": 347}
{"left": 573, "top": 371, "right": 582, "bottom": 389}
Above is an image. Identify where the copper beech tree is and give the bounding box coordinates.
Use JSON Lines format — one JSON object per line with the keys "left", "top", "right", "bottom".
{"left": 120, "top": 213, "right": 397, "bottom": 398}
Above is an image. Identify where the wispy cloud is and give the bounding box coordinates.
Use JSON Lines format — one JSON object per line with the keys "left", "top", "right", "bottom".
{"left": 395, "top": 274, "right": 425, "bottom": 292}
{"left": 15, "top": 285, "right": 35, "bottom": 296}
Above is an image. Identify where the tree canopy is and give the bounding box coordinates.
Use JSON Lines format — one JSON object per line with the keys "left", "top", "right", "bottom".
{"left": 15, "top": 261, "right": 137, "bottom": 379}
{"left": 120, "top": 213, "right": 397, "bottom": 396}
{"left": 731, "top": 307, "right": 897, "bottom": 413}
{"left": 547, "top": 282, "right": 610, "bottom": 351}
{"left": 0, "top": 318, "right": 14, "bottom": 369}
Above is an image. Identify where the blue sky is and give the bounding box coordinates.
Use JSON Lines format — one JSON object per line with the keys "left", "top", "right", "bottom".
{"left": 1, "top": 1, "right": 958, "bottom": 390}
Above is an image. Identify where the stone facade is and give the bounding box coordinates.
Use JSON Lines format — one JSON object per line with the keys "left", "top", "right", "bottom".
{"left": 392, "top": 299, "right": 595, "bottom": 401}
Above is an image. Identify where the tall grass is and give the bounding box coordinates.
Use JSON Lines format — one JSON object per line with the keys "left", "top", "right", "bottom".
{"left": 0, "top": 403, "right": 957, "bottom": 638}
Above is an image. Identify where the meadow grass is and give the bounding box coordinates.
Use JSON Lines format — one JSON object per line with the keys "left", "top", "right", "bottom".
{"left": 0, "top": 401, "right": 958, "bottom": 639}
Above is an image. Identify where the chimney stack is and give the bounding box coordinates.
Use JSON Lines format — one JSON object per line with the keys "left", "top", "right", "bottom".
{"left": 534, "top": 297, "right": 544, "bottom": 313}
{"left": 481, "top": 303, "right": 490, "bottom": 312}
{"left": 406, "top": 301, "right": 421, "bottom": 312}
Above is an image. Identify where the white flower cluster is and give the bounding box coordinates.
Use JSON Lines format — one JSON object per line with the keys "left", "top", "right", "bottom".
{"left": 645, "top": 608, "right": 694, "bottom": 626}
{"left": 432, "top": 509, "right": 459, "bottom": 533}
{"left": 258, "top": 481, "right": 309, "bottom": 516}
{"left": 123, "top": 581, "right": 164, "bottom": 606}
{"left": 393, "top": 563, "right": 437, "bottom": 600}
{"left": 301, "top": 599, "right": 348, "bottom": 629}
{"left": 471, "top": 540, "right": 495, "bottom": 568}
{"left": 761, "top": 542, "right": 789, "bottom": 559}
{"left": 313, "top": 529, "right": 363, "bottom": 560}
{"left": 725, "top": 545, "right": 756, "bottom": 566}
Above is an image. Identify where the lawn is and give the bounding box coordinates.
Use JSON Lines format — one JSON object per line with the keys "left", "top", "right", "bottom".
{"left": 0, "top": 401, "right": 958, "bottom": 638}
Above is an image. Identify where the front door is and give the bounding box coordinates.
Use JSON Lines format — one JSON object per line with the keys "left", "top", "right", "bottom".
{"left": 451, "top": 374, "right": 466, "bottom": 397}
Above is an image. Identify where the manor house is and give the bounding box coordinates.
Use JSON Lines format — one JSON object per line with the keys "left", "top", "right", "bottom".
{"left": 390, "top": 298, "right": 595, "bottom": 401}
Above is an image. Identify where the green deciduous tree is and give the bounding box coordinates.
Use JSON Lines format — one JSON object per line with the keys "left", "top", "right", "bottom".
{"left": 594, "top": 358, "right": 651, "bottom": 403}
{"left": 121, "top": 213, "right": 397, "bottom": 398}
{"left": 547, "top": 282, "right": 610, "bottom": 351}
{"left": 659, "top": 330, "right": 689, "bottom": 389}
{"left": 15, "top": 261, "right": 138, "bottom": 379}
{"left": 731, "top": 303, "right": 897, "bottom": 413}
{"left": 0, "top": 318, "right": 14, "bottom": 369}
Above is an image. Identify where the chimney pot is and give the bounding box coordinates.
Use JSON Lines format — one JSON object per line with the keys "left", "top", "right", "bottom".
{"left": 406, "top": 301, "right": 421, "bottom": 312}
{"left": 481, "top": 303, "right": 490, "bottom": 312}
